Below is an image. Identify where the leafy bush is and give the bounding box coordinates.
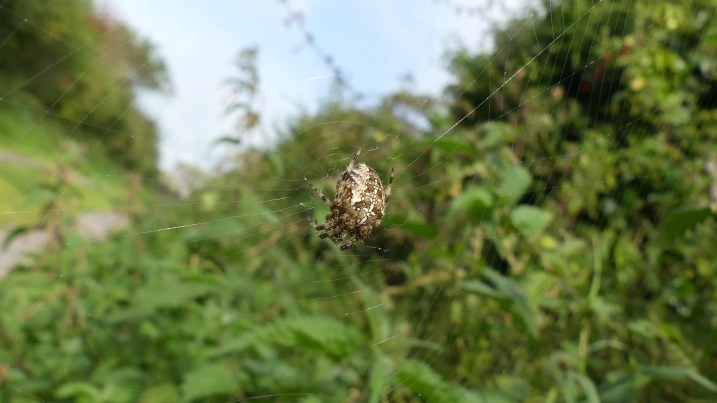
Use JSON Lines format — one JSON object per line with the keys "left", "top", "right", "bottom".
{"left": 0, "top": 0, "right": 168, "bottom": 176}
{"left": 1, "top": 0, "right": 717, "bottom": 402}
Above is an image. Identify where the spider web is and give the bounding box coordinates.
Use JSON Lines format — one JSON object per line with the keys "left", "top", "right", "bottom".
{"left": 1, "top": 0, "right": 716, "bottom": 402}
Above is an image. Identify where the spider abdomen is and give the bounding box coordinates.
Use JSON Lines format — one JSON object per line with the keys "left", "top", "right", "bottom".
{"left": 307, "top": 148, "right": 394, "bottom": 250}
{"left": 336, "top": 163, "right": 386, "bottom": 225}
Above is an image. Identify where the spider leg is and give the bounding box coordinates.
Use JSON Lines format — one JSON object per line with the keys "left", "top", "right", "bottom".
{"left": 340, "top": 230, "right": 364, "bottom": 250}
{"left": 307, "top": 216, "right": 329, "bottom": 239}
{"left": 307, "top": 216, "right": 324, "bottom": 231}
{"left": 305, "top": 178, "right": 332, "bottom": 207}
{"left": 346, "top": 147, "right": 362, "bottom": 173}
{"left": 384, "top": 167, "right": 394, "bottom": 203}
{"left": 340, "top": 237, "right": 357, "bottom": 250}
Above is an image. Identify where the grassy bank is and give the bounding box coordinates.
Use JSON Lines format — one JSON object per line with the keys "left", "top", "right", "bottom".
{"left": 0, "top": 101, "right": 129, "bottom": 226}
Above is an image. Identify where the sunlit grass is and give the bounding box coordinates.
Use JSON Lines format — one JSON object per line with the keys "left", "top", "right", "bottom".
{"left": 0, "top": 104, "right": 128, "bottom": 226}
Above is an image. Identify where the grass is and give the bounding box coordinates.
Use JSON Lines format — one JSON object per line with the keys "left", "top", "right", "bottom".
{"left": 0, "top": 102, "right": 129, "bottom": 226}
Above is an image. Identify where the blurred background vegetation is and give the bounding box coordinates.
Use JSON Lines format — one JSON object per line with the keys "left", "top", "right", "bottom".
{"left": 1, "top": 0, "right": 717, "bottom": 402}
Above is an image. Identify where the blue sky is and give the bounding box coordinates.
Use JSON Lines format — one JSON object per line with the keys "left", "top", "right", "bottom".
{"left": 97, "top": 0, "right": 526, "bottom": 170}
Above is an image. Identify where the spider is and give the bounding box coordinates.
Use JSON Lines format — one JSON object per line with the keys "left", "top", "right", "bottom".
{"left": 305, "top": 148, "right": 394, "bottom": 250}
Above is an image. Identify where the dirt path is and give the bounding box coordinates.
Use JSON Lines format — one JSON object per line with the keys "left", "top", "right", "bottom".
{"left": 0, "top": 148, "right": 46, "bottom": 169}
{"left": 0, "top": 212, "right": 129, "bottom": 280}
{"left": 1, "top": 148, "right": 130, "bottom": 279}
{"left": 0, "top": 147, "right": 91, "bottom": 185}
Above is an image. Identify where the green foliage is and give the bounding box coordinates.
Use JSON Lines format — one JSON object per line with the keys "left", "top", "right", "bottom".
{"left": 661, "top": 206, "right": 717, "bottom": 237}
{"left": 0, "top": 105, "right": 129, "bottom": 226}
{"left": 212, "top": 317, "right": 359, "bottom": 358}
{"left": 2, "top": 0, "right": 717, "bottom": 401}
{"left": 181, "top": 362, "right": 242, "bottom": 402}
{"left": 395, "top": 360, "right": 475, "bottom": 403}
{"left": 463, "top": 268, "right": 538, "bottom": 338}
{"left": 510, "top": 205, "right": 553, "bottom": 238}
{"left": 223, "top": 47, "right": 261, "bottom": 139}
{"left": 0, "top": 0, "right": 167, "bottom": 176}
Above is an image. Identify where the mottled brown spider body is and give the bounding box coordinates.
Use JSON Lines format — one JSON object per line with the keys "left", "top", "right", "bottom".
{"left": 306, "top": 148, "right": 394, "bottom": 250}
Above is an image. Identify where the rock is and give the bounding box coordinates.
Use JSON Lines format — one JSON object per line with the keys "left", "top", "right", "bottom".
{"left": 0, "top": 229, "right": 50, "bottom": 279}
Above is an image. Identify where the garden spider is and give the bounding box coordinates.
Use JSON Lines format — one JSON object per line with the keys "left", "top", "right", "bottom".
{"left": 306, "top": 148, "right": 394, "bottom": 250}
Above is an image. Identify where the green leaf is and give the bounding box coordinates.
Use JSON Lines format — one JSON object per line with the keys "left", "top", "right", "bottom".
{"left": 213, "top": 136, "right": 241, "bottom": 146}
{"left": 131, "top": 278, "right": 211, "bottom": 315}
{"left": 485, "top": 269, "right": 538, "bottom": 338}
{"left": 352, "top": 277, "right": 391, "bottom": 345}
{"left": 55, "top": 382, "right": 101, "bottom": 401}
{"left": 222, "top": 101, "right": 249, "bottom": 114}
{"left": 267, "top": 151, "right": 285, "bottom": 176}
{"left": 627, "top": 320, "right": 656, "bottom": 339}
{"left": 182, "top": 362, "right": 240, "bottom": 402}
{"left": 597, "top": 367, "right": 717, "bottom": 401}
{"left": 639, "top": 366, "right": 717, "bottom": 393}
{"left": 496, "top": 165, "right": 531, "bottom": 204}
{"left": 138, "top": 383, "right": 180, "bottom": 403}
{"left": 562, "top": 376, "right": 577, "bottom": 403}
{"left": 481, "top": 122, "right": 513, "bottom": 148}
{"left": 510, "top": 205, "right": 553, "bottom": 237}
{"left": 461, "top": 389, "right": 515, "bottom": 403}
{"left": 462, "top": 279, "right": 506, "bottom": 299}
{"left": 661, "top": 206, "right": 715, "bottom": 238}
{"left": 463, "top": 269, "right": 538, "bottom": 338}
{"left": 368, "top": 353, "right": 392, "bottom": 403}
{"left": 22, "top": 188, "right": 55, "bottom": 206}
{"left": 495, "top": 375, "right": 532, "bottom": 400}
{"left": 396, "top": 360, "right": 465, "bottom": 403}
{"left": 382, "top": 214, "right": 438, "bottom": 238}
{"left": 596, "top": 372, "right": 650, "bottom": 402}
{"left": 212, "top": 317, "right": 358, "bottom": 358}
{"left": 450, "top": 187, "right": 494, "bottom": 221}
{"left": 568, "top": 372, "right": 600, "bottom": 403}
{"left": 396, "top": 360, "right": 509, "bottom": 403}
